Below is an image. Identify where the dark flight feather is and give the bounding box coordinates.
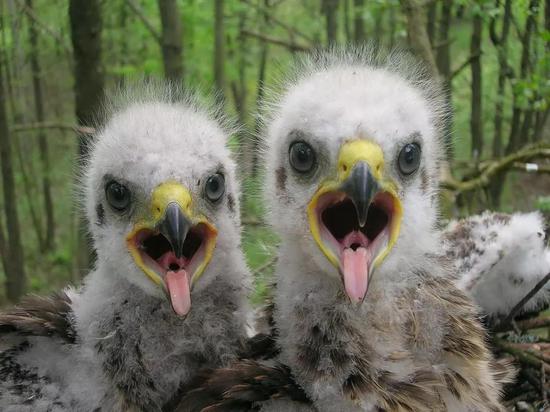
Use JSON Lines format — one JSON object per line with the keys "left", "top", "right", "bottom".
{"left": 173, "top": 360, "right": 310, "bottom": 412}
{"left": 0, "top": 291, "right": 76, "bottom": 343}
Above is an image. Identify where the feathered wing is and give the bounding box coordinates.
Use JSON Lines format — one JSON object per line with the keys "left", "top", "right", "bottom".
{"left": 0, "top": 290, "right": 76, "bottom": 343}
{"left": 404, "top": 274, "right": 516, "bottom": 411}
{"left": 174, "top": 360, "right": 310, "bottom": 412}
{"left": 443, "top": 211, "right": 550, "bottom": 319}
{"left": 0, "top": 290, "right": 86, "bottom": 411}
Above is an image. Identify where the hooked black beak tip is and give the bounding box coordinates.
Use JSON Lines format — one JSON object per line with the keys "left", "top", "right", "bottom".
{"left": 158, "top": 202, "right": 191, "bottom": 259}
{"left": 341, "top": 162, "right": 379, "bottom": 227}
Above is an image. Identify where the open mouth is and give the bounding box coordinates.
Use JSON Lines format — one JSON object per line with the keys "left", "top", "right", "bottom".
{"left": 135, "top": 225, "right": 207, "bottom": 275}
{"left": 128, "top": 222, "right": 216, "bottom": 316}
{"left": 313, "top": 191, "right": 398, "bottom": 302}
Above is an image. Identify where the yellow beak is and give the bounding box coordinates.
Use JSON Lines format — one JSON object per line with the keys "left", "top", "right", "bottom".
{"left": 307, "top": 140, "right": 403, "bottom": 301}
{"left": 126, "top": 181, "right": 217, "bottom": 292}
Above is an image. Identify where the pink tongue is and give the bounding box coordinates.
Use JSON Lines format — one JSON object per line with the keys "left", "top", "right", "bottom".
{"left": 166, "top": 270, "right": 191, "bottom": 317}
{"left": 341, "top": 247, "right": 370, "bottom": 303}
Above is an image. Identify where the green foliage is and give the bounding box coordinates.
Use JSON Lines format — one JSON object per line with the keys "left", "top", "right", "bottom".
{"left": 536, "top": 196, "right": 550, "bottom": 213}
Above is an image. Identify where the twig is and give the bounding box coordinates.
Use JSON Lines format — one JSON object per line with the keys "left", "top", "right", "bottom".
{"left": 253, "top": 257, "right": 277, "bottom": 276}
{"left": 11, "top": 122, "right": 95, "bottom": 135}
{"left": 494, "top": 338, "right": 550, "bottom": 374}
{"left": 523, "top": 348, "right": 550, "bottom": 365}
{"left": 521, "top": 368, "right": 550, "bottom": 398}
{"left": 242, "top": 218, "right": 265, "bottom": 226}
{"left": 431, "top": 38, "right": 455, "bottom": 50}
{"left": 240, "top": 29, "right": 310, "bottom": 52}
{"left": 496, "top": 272, "right": 550, "bottom": 332}
{"left": 504, "top": 390, "right": 539, "bottom": 407}
{"left": 125, "top": 0, "right": 161, "bottom": 44}
{"left": 497, "top": 316, "right": 550, "bottom": 333}
{"left": 543, "top": 362, "right": 547, "bottom": 403}
{"left": 240, "top": 0, "right": 314, "bottom": 43}
{"left": 449, "top": 52, "right": 482, "bottom": 81}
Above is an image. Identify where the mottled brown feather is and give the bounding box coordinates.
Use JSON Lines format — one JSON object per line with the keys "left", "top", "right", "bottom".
{"left": 0, "top": 291, "right": 75, "bottom": 343}
{"left": 173, "top": 360, "right": 309, "bottom": 412}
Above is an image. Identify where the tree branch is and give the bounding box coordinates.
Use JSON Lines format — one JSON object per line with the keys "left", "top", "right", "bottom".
{"left": 441, "top": 143, "right": 550, "bottom": 193}
{"left": 125, "top": 0, "right": 161, "bottom": 44}
{"left": 495, "top": 315, "right": 550, "bottom": 333}
{"left": 512, "top": 162, "right": 550, "bottom": 174}
{"left": 495, "top": 272, "right": 550, "bottom": 332}
{"left": 11, "top": 122, "right": 95, "bottom": 135}
{"left": 242, "top": 217, "right": 265, "bottom": 226}
{"left": 253, "top": 257, "right": 277, "bottom": 276}
{"left": 450, "top": 52, "right": 482, "bottom": 81}
{"left": 240, "top": 0, "right": 314, "bottom": 43}
{"left": 240, "top": 29, "right": 309, "bottom": 52}
{"left": 494, "top": 338, "right": 550, "bottom": 374}
{"left": 0, "top": 215, "right": 8, "bottom": 274}
{"left": 432, "top": 37, "right": 455, "bottom": 50}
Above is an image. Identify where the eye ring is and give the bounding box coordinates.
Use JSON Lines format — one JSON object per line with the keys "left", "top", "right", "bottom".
{"left": 204, "top": 173, "right": 225, "bottom": 203}
{"left": 397, "top": 143, "right": 422, "bottom": 176}
{"left": 289, "top": 141, "right": 316, "bottom": 174}
{"left": 105, "top": 181, "right": 131, "bottom": 212}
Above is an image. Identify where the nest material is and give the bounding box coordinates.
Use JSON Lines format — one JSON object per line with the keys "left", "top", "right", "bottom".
{"left": 492, "top": 273, "right": 550, "bottom": 411}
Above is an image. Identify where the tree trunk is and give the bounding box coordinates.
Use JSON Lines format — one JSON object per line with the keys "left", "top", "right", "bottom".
{"left": 14, "top": 135, "right": 44, "bottom": 248}
{"left": 506, "top": 0, "right": 539, "bottom": 153}
{"left": 470, "top": 12, "right": 483, "bottom": 160}
{"left": 231, "top": 4, "right": 247, "bottom": 126}
{"left": 518, "top": 0, "right": 539, "bottom": 145}
{"left": 534, "top": 0, "right": 549, "bottom": 142}
{"left": 488, "top": 0, "right": 512, "bottom": 207}
{"left": 353, "top": 0, "right": 365, "bottom": 44}
{"left": 7, "top": 0, "right": 27, "bottom": 125}
{"left": 157, "top": 0, "right": 183, "bottom": 82}
{"left": 322, "top": 0, "right": 338, "bottom": 46}
{"left": 231, "top": 1, "right": 250, "bottom": 175}
{"left": 0, "top": 216, "right": 8, "bottom": 294}
{"left": 426, "top": 0, "right": 437, "bottom": 46}
{"left": 214, "top": 0, "right": 226, "bottom": 105}
{"left": 490, "top": 0, "right": 511, "bottom": 158}
{"left": 69, "top": 0, "right": 104, "bottom": 273}
{"left": 0, "top": 57, "right": 27, "bottom": 302}
{"left": 436, "top": 1, "right": 452, "bottom": 80}
{"left": 250, "top": 0, "right": 270, "bottom": 177}
{"left": 0, "top": 2, "right": 15, "bottom": 120}
{"left": 26, "top": 0, "right": 55, "bottom": 252}
{"left": 116, "top": 4, "right": 129, "bottom": 86}
{"left": 373, "top": 5, "right": 384, "bottom": 49}
{"left": 343, "top": 0, "right": 351, "bottom": 43}
{"left": 436, "top": 0, "right": 453, "bottom": 159}
{"left": 388, "top": 4, "right": 396, "bottom": 49}
{"left": 400, "top": 0, "right": 439, "bottom": 79}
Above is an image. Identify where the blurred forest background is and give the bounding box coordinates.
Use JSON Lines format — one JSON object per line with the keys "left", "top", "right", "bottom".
{"left": 0, "top": 0, "right": 548, "bottom": 305}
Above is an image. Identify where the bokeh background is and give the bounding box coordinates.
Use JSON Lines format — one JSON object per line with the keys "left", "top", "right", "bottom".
{"left": 0, "top": 0, "right": 548, "bottom": 305}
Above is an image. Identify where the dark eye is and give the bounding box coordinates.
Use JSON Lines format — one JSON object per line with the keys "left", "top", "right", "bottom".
{"left": 105, "top": 181, "right": 131, "bottom": 211}
{"left": 398, "top": 143, "right": 421, "bottom": 175}
{"left": 205, "top": 173, "right": 225, "bottom": 202}
{"left": 289, "top": 141, "right": 316, "bottom": 173}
